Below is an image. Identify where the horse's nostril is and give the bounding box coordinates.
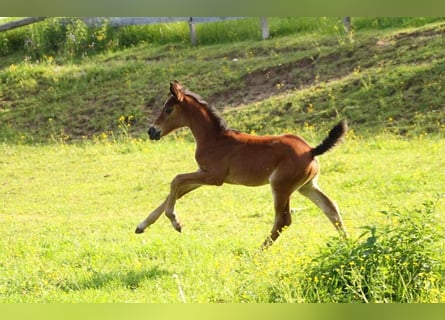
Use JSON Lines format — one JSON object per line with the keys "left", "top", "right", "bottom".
{"left": 148, "top": 127, "right": 161, "bottom": 140}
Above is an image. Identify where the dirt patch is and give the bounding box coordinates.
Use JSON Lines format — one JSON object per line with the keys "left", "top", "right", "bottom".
{"left": 209, "top": 49, "right": 361, "bottom": 109}
{"left": 208, "top": 24, "right": 445, "bottom": 111}
{"left": 391, "top": 23, "right": 445, "bottom": 40}
{"left": 207, "top": 55, "right": 321, "bottom": 109}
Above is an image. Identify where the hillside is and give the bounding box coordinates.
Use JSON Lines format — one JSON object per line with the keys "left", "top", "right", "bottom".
{"left": 1, "top": 19, "right": 445, "bottom": 142}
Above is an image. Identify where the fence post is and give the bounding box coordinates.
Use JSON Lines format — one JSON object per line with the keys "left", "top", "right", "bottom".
{"left": 260, "top": 17, "right": 269, "bottom": 40}
{"left": 189, "top": 17, "right": 197, "bottom": 46}
{"left": 343, "top": 17, "right": 351, "bottom": 33}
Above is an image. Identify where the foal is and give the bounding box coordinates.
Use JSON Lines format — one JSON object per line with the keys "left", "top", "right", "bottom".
{"left": 136, "top": 81, "right": 348, "bottom": 247}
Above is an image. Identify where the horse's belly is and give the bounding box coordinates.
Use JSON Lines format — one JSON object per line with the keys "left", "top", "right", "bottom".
{"left": 224, "top": 166, "right": 272, "bottom": 186}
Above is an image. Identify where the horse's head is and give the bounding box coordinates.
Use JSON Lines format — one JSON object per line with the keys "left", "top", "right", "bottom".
{"left": 148, "top": 81, "right": 188, "bottom": 140}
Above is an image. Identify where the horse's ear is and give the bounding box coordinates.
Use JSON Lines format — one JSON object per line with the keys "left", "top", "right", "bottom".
{"left": 170, "top": 80, "right": 184, "bottom": 102}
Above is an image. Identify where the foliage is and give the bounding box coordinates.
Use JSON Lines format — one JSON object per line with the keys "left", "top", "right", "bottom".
{"left": 302, "top": 201, "right": 443, "bottom": 302}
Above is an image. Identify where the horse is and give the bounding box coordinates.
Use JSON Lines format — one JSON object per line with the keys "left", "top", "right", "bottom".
{"left": 135, "top": 81, "right": 348, "bottom": 247}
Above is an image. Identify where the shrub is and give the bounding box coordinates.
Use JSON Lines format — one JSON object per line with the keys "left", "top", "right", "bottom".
{"left": 302, "top": 200, "right": 443, "bottom": 302}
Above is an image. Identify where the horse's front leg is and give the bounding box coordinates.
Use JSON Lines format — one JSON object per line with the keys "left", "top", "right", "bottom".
{"left": 164, "top": 170, "right": 222, "bottom": 232}
{"left": 164, "top": 183, "right": 201, "bottom": 232}
{"left": 135, "top": 199, "right": 167, "bottom": 233}
{"left": 135, "top": 183, "right": 201, "bottom": 234}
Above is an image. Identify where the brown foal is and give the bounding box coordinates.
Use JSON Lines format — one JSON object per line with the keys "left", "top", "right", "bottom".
{"left": 136, "top": 81, "right": 348, "bottom": 247}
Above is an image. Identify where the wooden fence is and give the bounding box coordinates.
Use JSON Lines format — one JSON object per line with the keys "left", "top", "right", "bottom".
{"left": 0, "top": 17, "right": 46, "bottom": 32}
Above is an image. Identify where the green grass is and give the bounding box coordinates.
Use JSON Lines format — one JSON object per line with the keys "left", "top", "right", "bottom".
{"left": 1, "top": 135, "right": 444, "bottom": 302}
{"left": 1, "top": 17, "right": 445, "bottom": 302}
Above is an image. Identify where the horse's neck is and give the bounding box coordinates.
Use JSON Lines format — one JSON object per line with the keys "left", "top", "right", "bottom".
{"left": 187, "top": 105, "right": 224, "bottom": 146}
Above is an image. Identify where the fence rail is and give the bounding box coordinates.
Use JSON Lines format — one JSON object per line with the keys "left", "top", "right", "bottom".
{"left": 0, "top": 17, "right": 46, "bottom": 32}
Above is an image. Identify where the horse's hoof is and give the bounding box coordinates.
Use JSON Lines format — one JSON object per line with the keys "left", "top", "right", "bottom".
{"left": 173, "top": 223, "right": 182, "bottom": 233}
{"left": 135, "top": 227, "right": 145, "bottom": 234}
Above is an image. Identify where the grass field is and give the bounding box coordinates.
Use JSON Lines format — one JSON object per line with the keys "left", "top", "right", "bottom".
{"left": 1, "top": 134, "right": 444, "bottom": 302}
{"left": 1, "top": 17, "right": 445, "bottom": 302}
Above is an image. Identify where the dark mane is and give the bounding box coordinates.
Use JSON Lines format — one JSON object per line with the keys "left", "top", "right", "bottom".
{"left": 183, "top": 89, "right": 230, "bottom": 131}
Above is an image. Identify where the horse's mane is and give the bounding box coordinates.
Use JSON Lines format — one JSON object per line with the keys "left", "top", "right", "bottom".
{"left": 183, "top": 89, "right": 230, "bottom": 131}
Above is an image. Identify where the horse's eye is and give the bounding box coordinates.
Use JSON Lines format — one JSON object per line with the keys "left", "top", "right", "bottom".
{"left": 165, "top": 106, "right": 173, "bottom": 115}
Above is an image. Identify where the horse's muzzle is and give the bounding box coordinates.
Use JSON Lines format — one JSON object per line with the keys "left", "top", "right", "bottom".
{"left": 148, "top": 126, "right": 162, "bottom": 140}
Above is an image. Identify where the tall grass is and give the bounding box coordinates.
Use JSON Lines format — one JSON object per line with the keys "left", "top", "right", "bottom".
{"left": 351, "top": 17, "right": 445, "bottom": 30}
{"left": 302, "top": 201, "right": 443, "bottom": 302}
{"left": 1, "top": 17, "right": 443, "bottom": 62}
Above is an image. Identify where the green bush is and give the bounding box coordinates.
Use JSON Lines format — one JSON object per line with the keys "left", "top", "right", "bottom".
{"left": 302, "top": 200, "right": 443, "bottom": 302}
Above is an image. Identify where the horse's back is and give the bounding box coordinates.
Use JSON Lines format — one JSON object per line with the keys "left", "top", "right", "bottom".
{"left": 220, "top": 131, "right": 315, "bottom": 186}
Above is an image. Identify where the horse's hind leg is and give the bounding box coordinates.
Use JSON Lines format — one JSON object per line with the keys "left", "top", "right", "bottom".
{"left": 262, "top": 192, "right": 292, "bottom": 248}
{"left": 298, "top": 179, "right": 347, "bottom": 237}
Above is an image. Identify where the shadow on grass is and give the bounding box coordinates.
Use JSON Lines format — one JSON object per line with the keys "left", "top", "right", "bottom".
{"left": 60, "top": 266, "right": 170, "bottom": 292}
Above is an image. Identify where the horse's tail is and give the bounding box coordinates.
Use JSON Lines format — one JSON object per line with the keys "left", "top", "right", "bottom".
{"left": 311, "top": 120, "right": 348, "bottom": 157}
